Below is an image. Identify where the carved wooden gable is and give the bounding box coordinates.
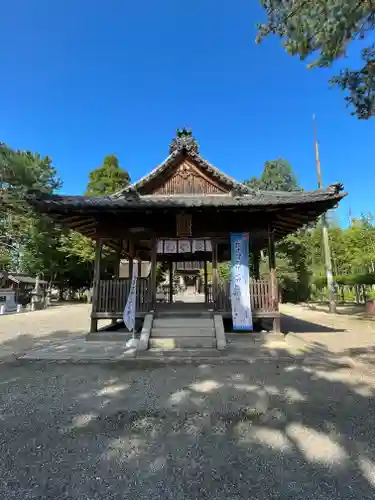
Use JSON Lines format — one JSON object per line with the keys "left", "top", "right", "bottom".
{"left": 147, "top": 158, "right": 228, "bottom": 195}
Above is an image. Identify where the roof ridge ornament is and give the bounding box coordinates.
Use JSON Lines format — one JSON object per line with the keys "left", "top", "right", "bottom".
{"left": 327, "top": 182, "right": 344, "bottom": 194}
{"left": 169, "top": 128, "right": 199, "bottom": 155}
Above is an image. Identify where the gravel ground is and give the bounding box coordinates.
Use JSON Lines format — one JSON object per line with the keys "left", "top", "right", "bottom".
{"left": 0, "top": 304, "right": 110, "bottom": 360}
{"left": 281, "top": 303, "right": 375, "bottom": 369}
{"left": 1, "top": 358, "right": 375, "bottom": 499}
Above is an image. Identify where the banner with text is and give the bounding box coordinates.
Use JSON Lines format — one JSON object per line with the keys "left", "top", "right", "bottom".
{"left": 230, "top": 233, "right": 253, "bottom": 331}
{"left": 123, "top": 265, "right": 138, "bottom": 332}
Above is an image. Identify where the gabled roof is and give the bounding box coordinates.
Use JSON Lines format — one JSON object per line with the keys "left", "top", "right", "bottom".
{"left": 111, "top": 147, "right": 253, "bottom": 197}
{"left": 0, "top": 272, "right": 48, "bottom": 285}
{"left": 29, "top": 183, "right": 345, "bottom": 210}
{"left": 25, "top": 183, "right": 346, "bottom": 243}
{"left": 24, "top": 127, "right": 347, "bottom": 244}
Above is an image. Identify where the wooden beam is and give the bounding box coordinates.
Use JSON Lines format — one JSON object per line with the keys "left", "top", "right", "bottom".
{"left": 129, "top": 257, "right": 134, "bottom": 279}
{"left": 70, "top": 222, "right": 98, "bottom": 234}
{"left": 150, "top": 235, "right": 157, "bottom": 310}
{"left": 128, "top": 238, "right": 135, "bottom": 259}
{"left": 212, "top": 238, "right": 218, "bottom": 310}
{"left": 273, "top": 219, "right": 302, "bottom": 230}
{"left": 253, "top": 248, "right": 260, "bottom": 280}
{"left": 69, "top": 219, "right": 96, "bottom": 230}
{"left": 267, "top": 228, "right": 280, "bottom": 333}
{"left": 90, "top": 238, "right": 102, "bottom": 333}
{"left": 113, "top": 243, "right": 121, "bottom": 278}
{"left": 169, "top": 261, "right": 173, "bottom": 304}
{"left": 58, "top": 215, "right": 88, "bottom": 224}
{"left": 276, "top": 213, "right": 311, "bottom": 224}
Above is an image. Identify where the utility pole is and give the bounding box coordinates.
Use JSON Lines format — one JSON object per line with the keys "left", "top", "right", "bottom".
{"left": 313, "top": 114, "right": 336, "bottom": 313}
{"left": 348, "top": 207, "right": 353, "bottom": 227}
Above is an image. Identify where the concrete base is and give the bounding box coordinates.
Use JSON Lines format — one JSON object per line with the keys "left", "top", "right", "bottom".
{"left": 126, "top": 338, "right": 139, "bottom": 348}
{"left": 86, "top": 331, "right": 132, "bottom": 342}
{"left": 137, "top": 313, "right": 153, "bottom": 351}
{"left": 214, "top": 314, "right": 227, "bottom": 350}
{"left": 146, "top": 348, "right": 223, "bottom": 358}
{"left": 149, "top": 337, "right": 216, "bottom": 349}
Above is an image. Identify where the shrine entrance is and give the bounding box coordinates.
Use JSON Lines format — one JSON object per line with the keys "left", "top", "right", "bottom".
{"left": 155, "top": 238, "right": 213, "bottom": 310}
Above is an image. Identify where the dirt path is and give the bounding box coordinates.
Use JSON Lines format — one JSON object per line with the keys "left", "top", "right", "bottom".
{"left": 0, "top": 304, "right": 109, "bottom": 359}
{"left": 281, "top": 303, "right": 375, "bottom": 368}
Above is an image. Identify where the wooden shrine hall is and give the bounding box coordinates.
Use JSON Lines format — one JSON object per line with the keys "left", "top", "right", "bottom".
{"left": 29, "top": 130, "right": 346, "bottom": 336}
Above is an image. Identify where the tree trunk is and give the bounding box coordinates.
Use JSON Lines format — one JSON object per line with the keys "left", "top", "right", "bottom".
{"left": 355, "top": 285, "right": 360, "bottom": 304}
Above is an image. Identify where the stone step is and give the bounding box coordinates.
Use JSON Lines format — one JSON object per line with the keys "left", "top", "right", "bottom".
{"left": 151, "top": 327, "right": 215, "bottom": 337}
{"left": 146, "top": 348, "right": 222, "bottom": 357}
{"left": 153, "top": 318, "right": 214, "bottom": 328}
{"left": 149, "top": 337, "right": 216, "bottom": 349}
{"left": 155, "top": 311, "right": 213, "bottom": 318}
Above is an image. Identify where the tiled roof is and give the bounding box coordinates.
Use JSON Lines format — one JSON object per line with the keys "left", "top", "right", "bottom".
{"left": 111, "top": 147, "right": 253, "bottom": 197}
{"left": 29, "top": 183, "right": 345, "bottom": 211}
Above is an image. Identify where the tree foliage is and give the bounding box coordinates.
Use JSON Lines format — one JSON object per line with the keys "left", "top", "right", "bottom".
{"left": 257, "top": 0, "right": 375, "bottom": 119}
{"left": 0, "top": 144, "right": 63, "bottom": 277}
{"left": 0, "top": 146, "right": 126, "bottom": 297}
{"left": 245, "top": 158, "right": 299, "bottom": 191}
{"left": 85, "top": 154, "right": 130, "bottom": 196}
{"left": 245, "top": 155, "right": 375, "bottom": 303}
{"left": 245, "top": 158, "right": 309, "bottom": 301}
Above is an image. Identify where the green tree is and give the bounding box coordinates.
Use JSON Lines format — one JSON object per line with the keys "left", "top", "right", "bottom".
{"left": 0, "top": 144, "right": 62, "bottom": 276}
{"left": 59, "top": 231, "right": 95, "bottom": 264}
{"left": 256, "top": 0, "right": 375, "bottom": 119}
{"left": 245, "top": 158, "right": 308, "bottom": 301}
{"left": 244, "top": 158, "right": 299, "bottom": 191}
{"left": 67, "top": 153, "right": 132, "bottom": 277}
{"left": 85, "top": 154, "right": 130, "bottom": 196}
{"left": 1, "top": 144, "right": 104, "bottom": 296}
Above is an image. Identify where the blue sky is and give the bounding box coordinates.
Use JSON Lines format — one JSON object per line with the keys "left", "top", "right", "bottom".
{"left": 1, "top": 0, "right": 374, "bottom": 223}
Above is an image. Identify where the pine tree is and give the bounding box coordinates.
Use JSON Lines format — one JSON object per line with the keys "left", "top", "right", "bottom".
{"left": 244, "top": 158, "right": 299, "bottom": 191}
{"left": 85, "top": 154, "right": 130, "bottom": 196}
{"left": 256, "top": 0, "right": 375, "bottom": 119}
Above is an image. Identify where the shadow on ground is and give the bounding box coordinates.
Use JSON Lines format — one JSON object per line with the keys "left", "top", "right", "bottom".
{"left": 281, "top": 313, "right": 347, "bottom": 334}
{"left": 342, "top": 345, "right": 375, "bottom": 369}
{"left": 305, "top": 302, "right": 375, "bottom": 321}
{"left": 0, "top": 321, "right": 375, "bottom": 498}
{"left": 0, "top": 328, "right": 81, "bottom": 359}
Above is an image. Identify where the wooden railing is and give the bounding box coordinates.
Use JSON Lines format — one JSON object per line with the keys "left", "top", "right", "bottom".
{"left": 93, "top": 278, "right": 151, "bottom": 315}
{"left": 216, "top": 279, "right": 278, "bottom": 313}
{"left": 92, "top": 277, "right": 278, "bottom": 316}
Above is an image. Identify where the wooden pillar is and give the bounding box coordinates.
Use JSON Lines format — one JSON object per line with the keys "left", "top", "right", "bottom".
{"left": 203, "top": 260, "right": 208, "bottom": 303}
{"left": 268, "top": 229, "right": 280, "bottom": 333}
{"left": 90, "top": 238, "right": 102, "bottom": 333}
{"left": 169, "top": 261, "right": 173, "bottom": 303}
{"left": 114, "top": 247, "right": 121, "bottom": 278}
{"left": 129, "top": 257, "right": 134, "bottom": 279}
{"left": 128, "top": 237, "right": 134, "bottom": 278}
{"left": 137, "top": 258, "right": 142, "bottom": 277}
{"left": 150, "top": 235, "right": 157, "bottom": 310}
{"left": 111, "top": 244, "right": 121, "bottom": 325}
{"left": 212, "top": 239, "right": 218, "bottom": 310}
{"left": 253, "top": 248, "right": 260, "bottom": 280}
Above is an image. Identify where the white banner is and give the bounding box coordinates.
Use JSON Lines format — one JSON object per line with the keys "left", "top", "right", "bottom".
{"left": 123, "top": 265, "right": 138, "bottom": 332}
{"left": 192, "top": 239, "right": 205, "bottom": 253}
{"left": 164, "top": 240, "right": 178, "bottom": 253}
{"left": 178, "top": 239, "right": 191, "bottom": 253}
{"left": 230, "top": 233, "right": 253, "bottom": 331}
